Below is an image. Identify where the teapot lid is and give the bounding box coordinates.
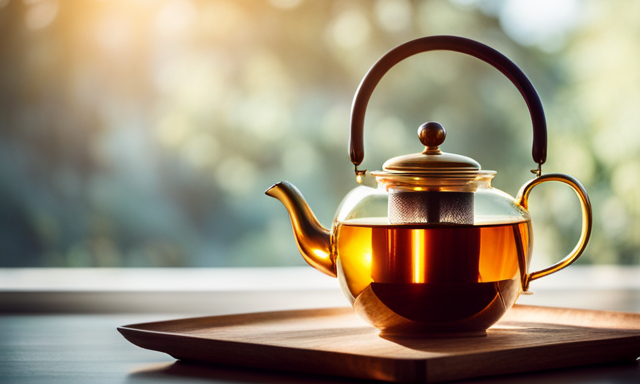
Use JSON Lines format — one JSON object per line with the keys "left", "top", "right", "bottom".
{"left": 377, "top": 122, "right": 480, "bottom": 176}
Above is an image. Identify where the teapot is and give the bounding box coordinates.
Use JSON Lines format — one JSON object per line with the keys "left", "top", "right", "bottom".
{"left": 266, "top": 36, "right": 592, "bottom": 336}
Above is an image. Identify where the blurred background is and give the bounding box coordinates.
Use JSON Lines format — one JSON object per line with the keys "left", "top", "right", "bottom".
{"left": 0, "top": 0, "right": 637, "bottom": 269}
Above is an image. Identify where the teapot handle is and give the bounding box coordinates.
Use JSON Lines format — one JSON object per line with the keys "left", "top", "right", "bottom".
{"left": 350, "top": 35, "right": 547, "bottom": 173}
{"left": 515, "top": 173, "right": 593, "bottom": 291}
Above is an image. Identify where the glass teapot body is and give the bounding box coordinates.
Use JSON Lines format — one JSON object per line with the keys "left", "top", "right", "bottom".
{"left": 332, "top": 172, "right": 532, "bottom": 335}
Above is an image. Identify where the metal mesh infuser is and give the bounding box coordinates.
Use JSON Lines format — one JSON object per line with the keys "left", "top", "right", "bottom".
{"left": 388, "top": 191, "right": 474, "bottom": 224}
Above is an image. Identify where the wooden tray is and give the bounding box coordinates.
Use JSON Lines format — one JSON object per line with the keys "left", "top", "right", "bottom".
{"left": 118, "top": 305, "right": 640, "bottom": 383}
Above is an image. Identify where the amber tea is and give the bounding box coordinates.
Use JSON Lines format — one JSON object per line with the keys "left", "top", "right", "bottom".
{"left": 335, "top": 218, "right": 532, "bottom": 334}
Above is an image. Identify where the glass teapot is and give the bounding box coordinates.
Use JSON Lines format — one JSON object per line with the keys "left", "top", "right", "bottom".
{"left": 266, "top": 36, "right": 592, "bottom": 336}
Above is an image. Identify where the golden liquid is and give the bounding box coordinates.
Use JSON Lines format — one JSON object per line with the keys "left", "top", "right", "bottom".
{"left": 335, "top": 218, "right": 532, "bottom": 334}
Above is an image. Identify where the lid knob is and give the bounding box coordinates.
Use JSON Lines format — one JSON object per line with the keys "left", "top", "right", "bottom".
{"left": 418, "top": 121, "right": 446, "bottom": 152}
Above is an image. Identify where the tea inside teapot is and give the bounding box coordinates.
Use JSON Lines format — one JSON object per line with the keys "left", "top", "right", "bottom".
{"left": 334, "top": 171, "right": 532, "bottom": 335}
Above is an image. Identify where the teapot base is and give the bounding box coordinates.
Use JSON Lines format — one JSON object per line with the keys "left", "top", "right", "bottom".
{"left": 353, "top": 278, "right": 520, "bottom": 336}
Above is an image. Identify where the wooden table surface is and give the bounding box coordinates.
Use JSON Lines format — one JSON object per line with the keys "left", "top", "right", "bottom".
{"left": 1, "top": 267, "right": 640, "bottom": 384}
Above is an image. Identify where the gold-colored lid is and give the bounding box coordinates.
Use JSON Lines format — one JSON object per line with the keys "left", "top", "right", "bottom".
{"left": 370, "top": 122, "right": 482, "bottom": 192}
{"left": 379, "top": 122, "right": 480, "bottom": 176}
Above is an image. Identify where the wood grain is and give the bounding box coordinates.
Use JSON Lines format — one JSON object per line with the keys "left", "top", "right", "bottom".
{"left": 118, "top": 305, "right": 640, "bottom": 383}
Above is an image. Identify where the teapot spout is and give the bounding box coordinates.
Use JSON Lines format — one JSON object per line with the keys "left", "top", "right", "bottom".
{"left": 265, "top": 181, "right": 336, "bottom": 278}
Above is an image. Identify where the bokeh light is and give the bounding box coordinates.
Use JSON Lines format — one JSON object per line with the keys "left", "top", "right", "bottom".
{"left": 0, "top": 0, "right": 638, "bottom": 268}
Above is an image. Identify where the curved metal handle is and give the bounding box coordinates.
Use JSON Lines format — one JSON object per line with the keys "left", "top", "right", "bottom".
{"left": 516, "top": 174, "right": 593, "bottom": 291}
{"left": 349, "top": 35, "right": 547, "bottom": 170}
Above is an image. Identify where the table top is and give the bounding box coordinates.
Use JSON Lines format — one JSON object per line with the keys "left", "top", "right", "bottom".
{"left": 1, "top": 267, "right": 640, "bottom": 384}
